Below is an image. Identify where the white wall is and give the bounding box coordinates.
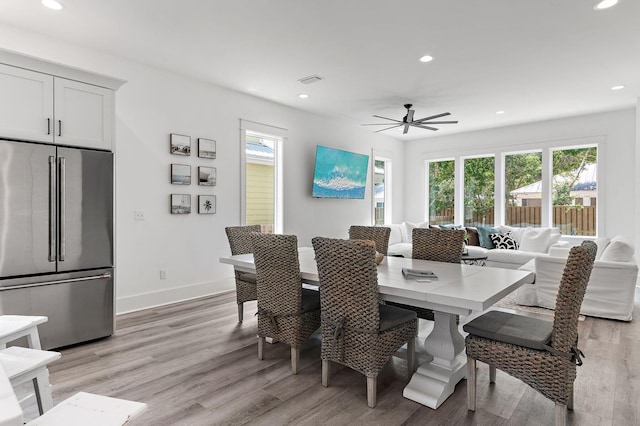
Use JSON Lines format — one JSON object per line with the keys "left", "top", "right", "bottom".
{"left": 404, "top": 109, "right": 637, "bottom": 247}
{"left": 0, "top": 24, "right": 404, "bottom": 313}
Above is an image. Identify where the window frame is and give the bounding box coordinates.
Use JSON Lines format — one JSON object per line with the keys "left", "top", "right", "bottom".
{"left": 240, "top": 120, "right": 286, "bottom": 234}
{"left": 422, "top": 136, "right": 604, "bottom": 238}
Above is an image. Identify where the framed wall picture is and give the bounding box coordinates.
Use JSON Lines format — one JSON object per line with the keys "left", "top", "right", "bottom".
{"left": 198, "top": 166, "right": 216, "bottom": 186}
{"left": 171, "top": 164, "right": 191, "bottom": 184}
{"left": 170, "top": 133, "right": 191, "bottom": 156}
{"left": 198, "top": 195, "right": 216, "bottom": 214}
{"left": 198, "top": 138, "right": 216, "bottom": 159}
{"left": 171, "top": 194, "right": 191, "bottom": 214}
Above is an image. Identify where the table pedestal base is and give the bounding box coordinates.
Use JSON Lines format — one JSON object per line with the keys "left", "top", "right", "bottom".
{"left": 403, "top": 354, "right": 466, "bottom": 408}
{"left": 404, "top": 310, "right": 467, "bottom": 409}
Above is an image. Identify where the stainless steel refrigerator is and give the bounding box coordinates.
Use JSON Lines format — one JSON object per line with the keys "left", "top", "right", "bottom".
{"left": 0, "top": 139, "right": 114, "bottom": 349}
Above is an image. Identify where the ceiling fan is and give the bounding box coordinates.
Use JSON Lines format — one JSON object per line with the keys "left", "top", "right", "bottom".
{"left": 362, "top": 104, "right": 458, "bottom": 134}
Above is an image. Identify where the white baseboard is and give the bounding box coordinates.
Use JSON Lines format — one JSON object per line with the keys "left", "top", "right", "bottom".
{"left": 116, "top": 277, "right": 236, "bottom": 314}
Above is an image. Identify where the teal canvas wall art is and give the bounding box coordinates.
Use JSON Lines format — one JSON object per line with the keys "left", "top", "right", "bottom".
{"left": 312, "top": 145, "right": 369, "bottom": 199}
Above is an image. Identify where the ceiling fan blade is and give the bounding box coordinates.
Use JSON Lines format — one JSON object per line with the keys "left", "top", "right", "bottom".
{"left": 414, "top": 112, "right": 451, "bottom": 122}
{"left": 361, "top": 123, "right": 402, "bottom": 126}
{"left": 412, "top": 124, "right": 439, "bottom": 131}
{"left": 372, "top": 115, "right": 402, "bottom": 123}
{"left": 418, "top": 120, "right": 458, "bottom": 125}
{"left": 406, "top": 109, "right": 414, "bottom": 122}
{"left": 403, "top": 122, "right": 411, "bottom": 134}
{"left": 374, "top": 124, "right": 403, "bottom": 133}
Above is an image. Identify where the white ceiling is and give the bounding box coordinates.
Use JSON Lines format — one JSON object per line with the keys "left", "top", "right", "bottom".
{"left": 1, "top": 0, "right": 639, "bottom": 140}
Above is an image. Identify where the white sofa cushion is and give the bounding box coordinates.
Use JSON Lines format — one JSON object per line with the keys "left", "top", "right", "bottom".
{"left": 388, "top": 224, "right": 403, "bottom": 246}
{"left": 518, "top": 228, "right": 561, "bottom": 253}
{"left": 600, "top": 236, "right": 635, "bottom": 262}
{"left": 387, "top": 242, "right": 412, "bottom": 258}
{"left": 486, "top": 249, "right": 542, "bottom": 269}
{"left": 593, "top": 237, "right": 610, "bottom": 260}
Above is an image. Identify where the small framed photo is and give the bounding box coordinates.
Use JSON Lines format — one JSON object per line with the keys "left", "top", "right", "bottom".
{"left": 198, "top": 195, "right": 216, "bottom": 214}
{"left": 171, "top": 164, "right": 191, "bottom": 185}
{"left": 198, "top": 138, "right": 216, "bottom": 159}
{"left": 198, "top": 166, "right": 216, "bottom": 186}
{"left": 170, "top": 133, "right": 191, "bottom": 156}
{"left": 171, "top": 194, "right": 191, "bottom": 214}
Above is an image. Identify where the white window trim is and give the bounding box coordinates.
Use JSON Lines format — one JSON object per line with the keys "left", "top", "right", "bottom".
{"left": 371, "top": 154, "right": 393, "bottom": 225}
{"left": 422, "top": 135, "right": 605, "bottom": 236}
{"left": 239, "top": 119, "right": 287, "bottom": 234}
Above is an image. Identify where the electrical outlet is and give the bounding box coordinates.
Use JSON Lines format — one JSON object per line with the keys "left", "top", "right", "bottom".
{"left": 160, "top": 269, "right": 167, "bottom": 280}
{"left": 134, "top": 211, "right": 145, "bottom": 221}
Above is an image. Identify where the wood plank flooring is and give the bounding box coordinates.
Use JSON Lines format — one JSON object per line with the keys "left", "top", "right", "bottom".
{"left": 46, "top": 289, "right": 640, "bottom": 425}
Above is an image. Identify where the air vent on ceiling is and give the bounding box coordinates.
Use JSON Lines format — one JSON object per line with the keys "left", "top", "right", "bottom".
{"left": 298, "top": 75, "right": 324, "bottom": 85}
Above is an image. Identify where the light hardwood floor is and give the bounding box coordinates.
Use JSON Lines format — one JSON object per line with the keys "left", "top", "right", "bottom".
{"left": 47, "top": 289, "right": 640, "bottom": 425}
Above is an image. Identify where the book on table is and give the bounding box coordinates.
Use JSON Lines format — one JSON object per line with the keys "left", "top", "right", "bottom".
{"left": 402, "top": 267, "right": 438, "bottom": 279}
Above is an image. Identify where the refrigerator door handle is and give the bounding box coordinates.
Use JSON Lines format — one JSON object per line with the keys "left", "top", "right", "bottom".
{"left": 59, "top": 156, "right": 66, "bottom": 262}
{"left": 0, "top": 273, "right": 112, "bottom": 291}
{"left": 48, "top": 156, "right": 56, "bottom": 262}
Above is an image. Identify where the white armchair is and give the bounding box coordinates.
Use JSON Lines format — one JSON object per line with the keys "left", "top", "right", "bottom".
{"left": 516, "top": 237, "right": 638, "bottom": 321}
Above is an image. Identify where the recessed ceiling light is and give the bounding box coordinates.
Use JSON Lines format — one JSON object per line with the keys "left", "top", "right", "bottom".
{"left": 419, "top": 55, "right": 434, "bottom": 63}
{"left": 496, "top": 111, "right": 505, "bottom": 115}
{"left": 42, "top": 0, "right": 63, "bottom": 10}
{"left": 611, "top": 85, "right": 625, "bottom": 90}
{"left": 298, "top": 94, "right": 309, "bottom": 99}
{"left": 593, "top": 0, "right": 618, "bottom": 10}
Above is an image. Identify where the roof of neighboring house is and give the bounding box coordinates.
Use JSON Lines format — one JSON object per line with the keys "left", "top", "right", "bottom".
{"left": 246, "top": 140, "right": 274, "bottom": 162}
{"left": 511, "top": 163, "right": 597, "bottom": 194}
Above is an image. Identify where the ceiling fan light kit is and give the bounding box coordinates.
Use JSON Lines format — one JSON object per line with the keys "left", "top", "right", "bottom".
{"left": 362, "top": 104, "right": 458, "bottom": 134}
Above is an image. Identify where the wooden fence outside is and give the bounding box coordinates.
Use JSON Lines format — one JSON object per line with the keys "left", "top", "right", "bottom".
{"left": 429, "top": 205, "right": 596, "bottom": 236}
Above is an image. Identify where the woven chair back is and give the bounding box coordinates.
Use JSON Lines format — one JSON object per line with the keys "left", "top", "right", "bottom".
{"left": 552, "top": 240, "right": 597, "bottom": 353}
{"left": 312, "top": 237, "right": 380, "bottom": 332}
{"left": 225, "top": 225, "right": 261, "bottom": 255}
{"left": 412, "top": 227, "right": 465, "bottom": 263}
{"left": 251, "top": 233, "right": 303, "bottom": 315}
{"left": 348, "top": 226, "right": 391, "bottom": 255}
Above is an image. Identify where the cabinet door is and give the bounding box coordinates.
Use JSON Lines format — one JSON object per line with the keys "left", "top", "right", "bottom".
{"left": 54, "top": 78, "right": 113, "bottom": 150}
{"left": 0, "top": 64, "right": 54, "bottom": 143}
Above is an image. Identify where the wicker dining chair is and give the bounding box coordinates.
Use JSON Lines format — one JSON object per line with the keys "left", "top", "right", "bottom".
{"left": 225, "top": 225, "right": 262, "bottom": 322}
{"left": 251, "top": 233, "right": 321, "bottom": 375}
{"left": 388, "top": 227, "right": 465, "bottom": 321}
{"left": 311, "top": 237, "right": 417, "bottom": 408}
{"left": 348, "top": 225, "right": 391, "bottom": 255}
{"left": 464, "top": 240, "right": 597, "bottom": 426}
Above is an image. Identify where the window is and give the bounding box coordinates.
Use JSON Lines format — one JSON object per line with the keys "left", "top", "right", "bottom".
{"left": 427, "top": 160, "right": 455, "bottom": 225}
{"left": 423, "top": 140, "right": 600, "bottom": 237}
{"left": 551, "top": 146, "right": 597, "bottom": 236}
{"left": 463, "top": 156, "right": 495, "bottom": 227}
{"left": 240, "top": 121, "right": 285, "bottom": 234}
{"left": 505, "top": 152, "right": 542, "bottom": 227}
{"left": 373, "top": 158, "right": 391, "bottom": 225}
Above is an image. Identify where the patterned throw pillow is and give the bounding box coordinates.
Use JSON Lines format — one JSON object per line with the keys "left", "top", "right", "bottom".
{"left": 490, "top": 232, "right": 519, "bottom": 250}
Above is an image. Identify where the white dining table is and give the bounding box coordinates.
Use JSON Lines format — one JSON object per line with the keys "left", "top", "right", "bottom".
{"left": 220, "top": 247, "right": 534, "bottom": 409}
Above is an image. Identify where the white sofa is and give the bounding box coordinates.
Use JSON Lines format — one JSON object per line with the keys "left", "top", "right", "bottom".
{"left": 388, "top": 223, "right": 567, "bottom": 269}
{"left": 515, "top": 236, "right": 638, "bottom": 321}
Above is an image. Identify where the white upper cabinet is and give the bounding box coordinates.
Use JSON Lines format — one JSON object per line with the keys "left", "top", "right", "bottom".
{"left": 0, "top": 58, "right": 119, "bottom": 151}
{"left": 54, "top": 78, "right": 113, "bottom": 150}
{"left": 0, "top": 64, "right": 54, "bottom": 143}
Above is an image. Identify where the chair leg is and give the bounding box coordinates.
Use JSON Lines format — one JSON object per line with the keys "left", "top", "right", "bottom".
{"left": 489, "top": 365, "right": 496, "bottom": 383}
{"left": 407, "top": 338, "right": 416, "bottom": 378}
{"left": 257, "top": 336, "right": 265, "bottom": 360}
{"left": 33, "top": 368, "right": 54, "bottom": 414}
{"left": 466, "top": 356, "right": 476, "bottom": 411}
{"left": 367, "top": 376, "right": 377, "bottom": 408}
{"left": 237, "top": 303, "right": 244, "bottom": 322}
{"left": 291, "top": 347, "right": 300, "bottom": 375}
{"left": 568, "top": 386, "right": 574, "bottom": 410}
{"left": 555, "top": 403, "right": 567, "bottom": 426}
{"left": 321, "top": 359, "right": 330, "bottom": 387}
